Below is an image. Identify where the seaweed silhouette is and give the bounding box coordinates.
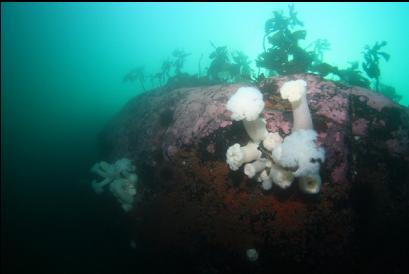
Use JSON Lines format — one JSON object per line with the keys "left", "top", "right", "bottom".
{"left": 309, "top": 39, "right": 331, "bottom": 64}
{"left": 362, "top": 41, "right": 390, "bottom": 91}
{"left": 150, "top": 59, "right": 172, "bottom": 87}
{"left": 378, "top": 83, "right": 402, "bottom": 102}
{"left": 231, "top": 51, "right": 253, "bottom": 81}
{"left": 125, "top": 5, "right": 401, "bottom": 104}
{"left": 207, "top": 42, "right": 232, "bottom": 82}
{"left": 257, "top": 4, "right": 314, "bottom": 75}
{"left": 337, "top": 62, "right": 371, "bottom": 88}
{"left": 207, "top": 43, "right": 253, "bottom": 83}
{"left": 123, "top": 66, "right": 146, "bottom": 91}
{"left": 172, "top": 49, "right": 191, "bottom": 75}
{"left": 262, "top": 4, "right": 303, "bottom": 53}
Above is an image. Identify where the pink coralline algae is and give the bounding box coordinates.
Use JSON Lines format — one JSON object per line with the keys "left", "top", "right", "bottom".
{"left": 316, "top": 132, "right": 327, "bottom": 147}
{"left": 314, "top": 93, "right": 348, "bottom": 124}
{"left": 99, "top": 73, "right": 409, "bottom": 274}
{"left": 352, "top": 118, "right": 369, "bottom": 136}
{"left": 263, "top": 111, "right": 291, "bottom": 135}
{"left": 219, "top": 120, "right": 232, "bottom": 128}
{"left": 351, "top": 87, "right": 396, "bottom": 112}
{"left": 164, "top": 85, "right": 241, "bottom": 147}
{"left": 331, "top": 162, "right": 348, "bottom": 184}
{"left": 206, "top": 143, "right": 216, "bottom": 154}
{"left": 266, "top": 74, "right": 349, "bottom": 125}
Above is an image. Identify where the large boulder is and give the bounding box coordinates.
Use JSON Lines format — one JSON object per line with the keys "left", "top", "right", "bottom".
{"left": 99, "top": 74, "right": 409, "bottom": 274}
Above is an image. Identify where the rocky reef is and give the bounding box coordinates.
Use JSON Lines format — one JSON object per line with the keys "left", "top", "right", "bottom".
{"left": 99, "top": 74, "right": 409, "bottom": 274}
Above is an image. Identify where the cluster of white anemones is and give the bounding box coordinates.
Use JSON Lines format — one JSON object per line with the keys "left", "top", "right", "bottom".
{"left": 90, "top": 158, "right": 139, "bottom": 211}
{"left": 225, "top": 81, "right": 325, "bottom": 194}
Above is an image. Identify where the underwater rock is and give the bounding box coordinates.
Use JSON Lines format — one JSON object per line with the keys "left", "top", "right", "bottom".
{"left": 99, "top": 74, "right": 409, "bottom": 274}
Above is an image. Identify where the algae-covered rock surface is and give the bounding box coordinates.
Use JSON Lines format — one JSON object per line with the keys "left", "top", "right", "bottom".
{"left": 99, "top": 74, "right": 409, "bottom": 274}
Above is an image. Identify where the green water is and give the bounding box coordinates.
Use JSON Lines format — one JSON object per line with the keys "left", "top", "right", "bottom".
{"left": 2, "top": 3, "right": 409, "bottom": 162}
{"left": 1, "top": 2, "right": 409, "bottom": 273}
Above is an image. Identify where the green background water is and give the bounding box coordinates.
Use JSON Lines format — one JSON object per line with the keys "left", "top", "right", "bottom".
{"left": 1, "top": 2, "right": 409, "bottom": 273}
{"left": 2, "top": 3, "right": 409, "bottom": 165}
{"left": 2, "top": 3, "right": 409, "bottom": 163}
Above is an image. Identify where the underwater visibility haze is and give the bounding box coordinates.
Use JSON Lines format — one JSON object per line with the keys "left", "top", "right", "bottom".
{"left": 2, "top": 2, "right": 409, "bottom": 274}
